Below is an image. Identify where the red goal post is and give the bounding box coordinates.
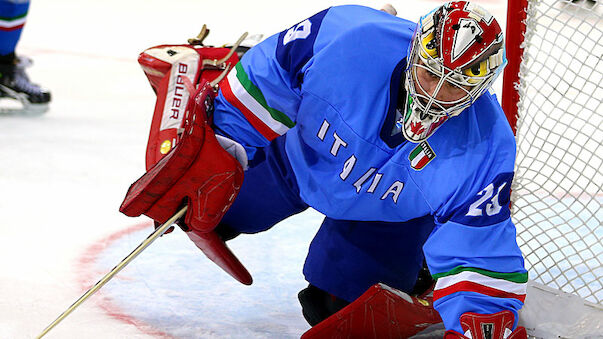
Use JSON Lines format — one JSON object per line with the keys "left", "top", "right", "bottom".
{"left": 502, "top": 0, "right": 528, "bottom": 133}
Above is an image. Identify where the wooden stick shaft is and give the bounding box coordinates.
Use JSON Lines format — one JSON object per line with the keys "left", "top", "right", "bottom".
{"left": 36, "top": 206, "right": 188, "bottom": 338}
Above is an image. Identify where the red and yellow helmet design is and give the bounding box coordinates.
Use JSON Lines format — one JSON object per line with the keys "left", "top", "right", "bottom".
{"left": 401, "top": 1, "right": 506, "bottom": 143}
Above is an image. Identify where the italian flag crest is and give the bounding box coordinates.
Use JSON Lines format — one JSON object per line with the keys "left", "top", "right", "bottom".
{"left": 409, "top": 141, "right": 436, "bottom": 170}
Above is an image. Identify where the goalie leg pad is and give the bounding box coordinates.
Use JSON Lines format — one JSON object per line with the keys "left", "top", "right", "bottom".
{"left": 301, "top": 283, "right": 442, "bottom": 339}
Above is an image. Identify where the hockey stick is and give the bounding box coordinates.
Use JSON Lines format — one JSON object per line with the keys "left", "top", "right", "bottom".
{"left": 36, "top": 206, "right": 188, "bottom": 339}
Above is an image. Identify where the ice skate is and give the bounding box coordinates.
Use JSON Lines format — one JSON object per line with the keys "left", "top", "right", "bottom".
{"left": 0, "top": 53, "right": 51, "bottom": 115}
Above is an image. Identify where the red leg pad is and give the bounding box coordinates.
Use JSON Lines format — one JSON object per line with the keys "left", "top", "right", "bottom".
{"left": 301, "top": 283, "right": 442, "bottom": 339}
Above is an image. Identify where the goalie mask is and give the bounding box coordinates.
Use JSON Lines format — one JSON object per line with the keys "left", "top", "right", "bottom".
{"left": 401, "top": 1, "right": 506, "bottom": 143}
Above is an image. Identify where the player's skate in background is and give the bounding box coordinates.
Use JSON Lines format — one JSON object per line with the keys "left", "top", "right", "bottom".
{"left": 0, "top": 0, "right": 51, "bottom": 115}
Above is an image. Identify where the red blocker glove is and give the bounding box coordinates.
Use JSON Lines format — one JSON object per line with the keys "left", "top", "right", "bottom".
{"left": 119, "top": 81, "right": 252, "bottom": 285}
{"left": 444, "top": 310, "right": 527, "bottom": 339}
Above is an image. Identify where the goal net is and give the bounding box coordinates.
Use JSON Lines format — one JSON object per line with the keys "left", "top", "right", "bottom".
{"left": 502, "top": 0, "right": 602, "bottom": 305}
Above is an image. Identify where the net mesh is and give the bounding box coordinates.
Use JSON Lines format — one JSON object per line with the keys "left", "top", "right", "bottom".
{"left": 511, "top": 0, "right": 602, "bottom": 304}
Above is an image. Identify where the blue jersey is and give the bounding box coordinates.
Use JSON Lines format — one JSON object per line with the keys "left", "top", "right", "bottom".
{"left": 213, "top": 5, "right": 527, "bottom": 333}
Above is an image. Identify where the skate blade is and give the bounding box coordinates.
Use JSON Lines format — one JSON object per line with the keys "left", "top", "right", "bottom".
{"left": 0, "top": 83, "right": 50, "bottom": 116}
{"left": 0, "top": 97, "right": 49, "bottom": 116}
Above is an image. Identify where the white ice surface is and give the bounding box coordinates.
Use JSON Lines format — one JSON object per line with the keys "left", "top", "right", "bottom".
{"left": 0, "top": 1, "right": 510, "bottom": 338}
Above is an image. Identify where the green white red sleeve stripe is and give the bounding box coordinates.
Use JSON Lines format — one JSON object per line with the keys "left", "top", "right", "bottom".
{"left": 0, "top": 13, "right": 27, "bottom": 31}
{"left": 432, "top": 267, "right": 527, "bottom": 303}
{"left": 221, "top": 62, "right": 295, "bottom": 141}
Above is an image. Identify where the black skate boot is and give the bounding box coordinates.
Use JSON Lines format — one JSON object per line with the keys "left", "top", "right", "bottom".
{"left": 0, "top": 53, "right": 51, "bottom": 114}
